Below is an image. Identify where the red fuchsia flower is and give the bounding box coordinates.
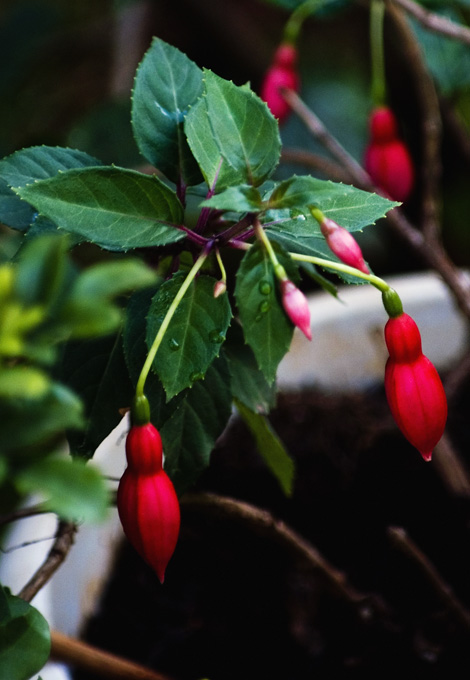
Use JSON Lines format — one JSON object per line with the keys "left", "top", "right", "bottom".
{"left": 384, "top": 312, "right": 447, "bottom": 462}
{"left": 364, "top": 106, "right": 414, "bottom": 203}
{"left": 280, "top": 278, "right": 312, "bottom": 340}
{"left": 117, "top": 422, "right": 180, "bottom": 583}
{"left": 318, "top": 216, "right": 369, "bottom": 274}
{"left": 260, "top": 42, "right": 300, "bottom": 124}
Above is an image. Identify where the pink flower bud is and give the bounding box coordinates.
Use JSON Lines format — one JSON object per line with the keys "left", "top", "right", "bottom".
{"left": 384, "top": 313, "right": 447, "bottom": 461}
{"left": 319, "top": 217, "right": 369, "bottom": 274}
{"left": 213, "top": 280, "right": 227, "bottom": 298}
{"left": 280, "top": 279, "right": 312, "bottom": 340}
{"left": 260, "top": 43, "right": 300, "bottom": 124}
{"left": 364, "top": 106, "right": 414, "bottom": 203}
{"left": 117, "top": 423, "right": 180, "bottom": 583}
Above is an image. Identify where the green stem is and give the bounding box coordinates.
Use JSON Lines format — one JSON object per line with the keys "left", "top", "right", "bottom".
{"left": 370, "top": 0, "right": 387, "bottom": 107}
{"left": 254, "top": 221, "right": 287, "bottom": 281}
{"left": 284, "top": 0, "right": 322, "bottom": 44}
{"left": 215, "top": 247, "right": 227, "bottom": 285}
{"left": 289, "top": 251, "right": 390, "bottom": 292}
{"left": 135, "top": 250, "right": 209, "bottom": 398}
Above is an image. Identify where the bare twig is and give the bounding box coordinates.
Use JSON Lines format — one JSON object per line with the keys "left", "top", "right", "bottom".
{"left": 388, "top": 526, "right": 470, "bottom": 632}
{"left": 385, "top": 0, "right": 443, "bottom": 241}
{"left": 182, "top": 492, "right": 391, "bottom": 618}
{"left": 0, "top": 504, "right": 51, "bottom": 527}
{"left": 389, "top": 0, "right": 470, "bottom": 46}
{"left": 433, "top": 433, "right": 470, "bottom": 498}
{"left": 51, "top": 629, "right": 173, "bottom": 680}
{"left": 281, "top": 147, "right": 353, "bottom": 182}
{"left": 17, "top": 520, "right": 77, "bottom": 603}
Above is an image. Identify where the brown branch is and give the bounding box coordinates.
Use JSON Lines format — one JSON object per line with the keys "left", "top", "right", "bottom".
{"left": 433, "top": 433, "right": 470, "bottom": 498}
{"left": 389, "top": 0, "right": 470, "bottom": 46}
{"left": 182, "top": 492, "right": 391, "bottom": 618}
{"left": 388, "top": 526, "right": 470, "bottom": 632}
{"left": 385, "top": 0, "right": 442, "bottom": 241}
{"left": 281, "top": 147, "right": 353, "bottom": 182}
{"left": 0, "top": 504, "right": 51, "bottom": 527}
{"left": 51, "top": 629, "right": 173, "bottom": 680}
{"left": 17, "top": 520, "right": 77, "bottom": 603}
{"left": 282, "top": 88, "right": 470, "bottom": 322}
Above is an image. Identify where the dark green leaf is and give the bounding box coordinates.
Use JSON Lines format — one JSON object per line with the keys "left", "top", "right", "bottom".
{"left": 15, "top": 456, "right": 108, "bottom": 522}
{"left": 62, "top": 334, "right": 134, "bottom": 460}
{"left": 0, "top": 366, "right": 49, "bottom": 399}
{"left": 132, "top": 38, "right": 204, "bottom": 185}
{"left": 234, "top": 241, "right": 296, "bottom": 384}
{"left": 160, "top": 355, "right": 232, "bottom": 492}
{"left": 185, "top": 70, "right": 281, "bottom": 191}
{"left": 0, "top": 585, "right": 50, "bottom": 680}
{"left": 15, "top": 167, "right": 184, "bottom": 251}
{"left": 0, "top": 145, "right": 101, "bottom": 231}
{"left": 223, "top": 321, "right": 276, "bottom": 413}
{"left": 147, "top": 272, "right": 232, "bottom": 400}
{"left": 235, "top": 399, "right": 294, "bottom": 496}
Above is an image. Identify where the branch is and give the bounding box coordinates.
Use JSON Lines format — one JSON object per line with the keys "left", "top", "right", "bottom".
{"left": 50, "top": 630, "right": 174, "bottom": 680}
{"left": 17, "top": 520, "right": 77, "bottom": 603}
{"left": 388, "top": 526, "right": 470, "bottom": 632}
{"left": 0, "top": 504, "right": 51, "bottom": 527}
{"left": 385, "top": 0, "right": 442, "bottom": 241}
{"left": 182, "top": 492, "right": 391, "bottom": 618}
{"left": 281, "top": 147, "right": 353, "bottom": 182}
{"left": 389, "top": 0, "right": 470, "bottom": 46}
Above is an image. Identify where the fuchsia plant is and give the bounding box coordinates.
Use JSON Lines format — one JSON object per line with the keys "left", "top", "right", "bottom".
{"left": 261, "top": 42, "right": 300, "bottom": 123}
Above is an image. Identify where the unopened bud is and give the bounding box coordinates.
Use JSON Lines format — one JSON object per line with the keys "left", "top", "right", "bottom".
{"left": 213, "top": 280, "right": 227, "bottom": 298}
{"left": 280, "top": 279, "right": 312, "bottom": 340}
{"left": 318, "top": 216, "right": 369, "bottom": 274}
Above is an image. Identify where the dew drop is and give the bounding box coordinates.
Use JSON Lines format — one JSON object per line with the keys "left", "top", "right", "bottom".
{"left": 258, "top": 280, "right": 272, "bottom": 296}
{"left": 168, "top": 338, "right": 180, "bottom": 351}
{"left": 258, "top": 300, "right": 271, "bottom": 314}
{"left": 209, "top": 329, "right": 225, "bottom": 344}
{"left": 255, "top": 314, "right": 263, "bottom": 322}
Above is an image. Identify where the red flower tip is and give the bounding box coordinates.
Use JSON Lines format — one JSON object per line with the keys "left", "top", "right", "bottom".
{"left": 280, "top": 279, "right": 312, "bottom": 340}
{"left": 384, "top": 313, "right": 447, "bottom": 461}
{"left": 260, "top": 43, "right": 300, "bottom": 124}
{"left": 320, "top": 217, "right": 369, "bottom": 274}
{"left": 118, "top": 424, "right": 180, "bottom": 583}
{"left": 364, "top": 106, "right": 414, "bottom": 203}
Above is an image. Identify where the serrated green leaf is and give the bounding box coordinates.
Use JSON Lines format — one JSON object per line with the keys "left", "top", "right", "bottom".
{"left": 235, "top": 399, "right": 294, "bottom": 496}
{"left": 0, "top": 145, "right": 101, "bottom": 231}
{"left": 223, "top": 322, "right": 276, "bottom": 413}
{"left": 201, "top": 184, "right": 263, "bottom": 211}
{"left": 132, "top": 38, "right": 204, "bottom": 185}
{"left": 15, "top": 456, "right": 108, "bottom": 522}
{"left": 0, "top": 585, "right": 50, "bottom": 680}
{"left": 185, "top": 70, "right": 281, "bottom": 191}
{"left": 160, "top": 355, "right": 232, "bottom": 493}
{"left": 234, "top": 241, "right": 296, "bottom": 384}
{"left": 147, "top": 272, "right": 232, "bottom": 400}
{"left": 14, "top": 167, "right": 184, "bottom": 251}
{"left": 266, "top": 176, "right": 398, "bottom": 228}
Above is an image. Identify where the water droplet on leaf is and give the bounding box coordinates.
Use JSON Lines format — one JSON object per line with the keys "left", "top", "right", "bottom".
{"left": 168, "top": 338, "right": 180, "bottom": 351}
{"left": 258, "top": 300, "right": 271, "bottom": 314}
{"left": 209, "top": 330, "right": 225, "bottom": 344}
{"left": 258, "top": 280, "right": 271, "bottom": 296}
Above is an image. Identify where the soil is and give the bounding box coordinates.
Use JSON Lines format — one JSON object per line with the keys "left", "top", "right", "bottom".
{"left": 74, "top": 379, "right": 470, "bottom": 679}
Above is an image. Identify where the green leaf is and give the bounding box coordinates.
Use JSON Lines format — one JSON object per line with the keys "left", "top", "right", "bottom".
{"left": 0, "top": 383, "right": 84, "bottom": 457}
{"left": 265, "top": 176, "right": 398, "bottom": 229}
{"left": 15, "top": 456, "right": 108, "bottom": 522}
{"left": 14, "top": 167, "right": 184, "bottom": 251}
{"left": 0, "top": 585, "right": 50, "bottom": 680}
{"left": 0, "top": 366, "right": 49, "bottom": 399}
{"left": 201, "top": 184, "right": 264, "bottom": 211}
{"left": 69, "top": 258, "right": 157, "bottom": 301}
{"left": 146, "top": 272, "right": 232, "bottom": 400}
{"left": 234, "top": 241, "right": 296, "bottom": 384}
{"left": 132, "top": 38, "right": 204, "bottom": 186}
{"left": 160, "top": 355, "right": 232, "bottom": 492}
{"left": 223, "top": 321, "right": 276, "bottom": 413}
{"left": 0, "top": 145, "right": 101, "bottom": 231}
{"left": 62, "top": 334, "right": 134, "bottom": 460}
{"left": 15, "top": 233, "right": 69, "bottom": 308}
{"left": 185, "top": 70, "right": 281, "bottom": 191}
{"left": 235, "top": 399, "right": 294, "bottom": 496}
